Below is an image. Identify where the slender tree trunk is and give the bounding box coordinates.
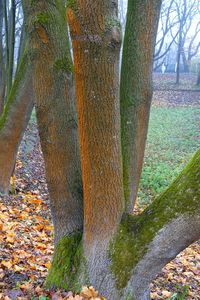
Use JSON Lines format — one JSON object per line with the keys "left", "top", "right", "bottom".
{"left": 120, "top": 0, "right": 161, "bottom": 212}
{"left": 7, "top": 0, "right": 16, "bottom": 94}
{"left": 181, "top": 48, "right": 189, "bottom": 73}
{"left": 3, "top": 0, "right": 9, "bottom": 89}
{"left": 23, "top": 0, "right": 83, "bottom": 247}
{"left": 0, "top": 0, "right": 5, "bottom": 114}
{"left": 17, "top": 21, "right": 25, "bottom": 68}
{"left": 197, "top": 63, "right": 200, "bottom": 85}
{"left": 176, "top": 24, "right": 182, "bottom": 84}
{"left": 0, "top": 52, "right": 33, "bottom": 195}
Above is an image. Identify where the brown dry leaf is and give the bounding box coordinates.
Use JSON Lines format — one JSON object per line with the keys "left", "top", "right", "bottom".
{"left": 162, "top": 290, "right": 171, "bottom": 298}
{"left": 80, "top": 286, "right": 99, "bottom": 298}
{"left": 19, "top": 283, "right": 33, "bottom": 290}
{"left": 45, "top": 261, "right": 51, "bottom": 269}
{"left": 1, "top": 260, "right": 13, "bottom": 269}
{"left": 36, "top": 242, "right": 47, "bottom": 250}
{"left": 67, "top": 296, "right": 83, "bottom": 300}
{"left": 14, "top": 265, "right": 24, "bottom": 272}
{"left": 6, "top": 235, "right": 16, "bottom": 244}
{"left": 29, "top": 199, "right": 43, "bottom": 205}
{"left": 0, "top": 269, "right": 5, "bottom": 280}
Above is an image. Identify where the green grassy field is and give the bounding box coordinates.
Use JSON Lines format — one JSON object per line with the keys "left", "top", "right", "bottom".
{"left": 138, "top": 107, "right": 200, "bottom": 206}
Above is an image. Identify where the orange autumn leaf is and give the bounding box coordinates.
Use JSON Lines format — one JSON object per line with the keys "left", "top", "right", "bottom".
{"left": 1, "top": 261, "right": 13, "bottom": 269}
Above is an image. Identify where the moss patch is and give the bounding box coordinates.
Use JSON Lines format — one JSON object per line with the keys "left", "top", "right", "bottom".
{"left": 34, "top": 12, "right": 51, "bottom": 26}
{"left": 46, "top": 232, "right": 82, "bottom": 289}
{"left": 110, "top": 148, "right": 200, "bottom": 289}
{"left": 105, "top": 17, "right": 121, "bottom": 31}
{"left": 54, "top": 58, "right": 73, "bottom": 73}
{"left": 66, "top": 0, "right": 78, "bottom": 13}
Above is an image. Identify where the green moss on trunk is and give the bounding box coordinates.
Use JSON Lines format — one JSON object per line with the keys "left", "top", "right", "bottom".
{"left": 110, "top": 148, "right": 200, "bottom": 289}
{"left": 46, "top": 232, "right": 82, "bottom": 289}
{"left": 0, "top": 51, "right": 28, "bottom": 131}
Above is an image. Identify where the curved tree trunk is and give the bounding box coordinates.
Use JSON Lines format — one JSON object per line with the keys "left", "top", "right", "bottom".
{"left": 110, "top": 148, "right": 200, "bottom": 299}
{"left": 120, "top": 0, "right": 162, "bottom": 212}
{"left": 0, "top": 52, "right": 33, "bottom": 195}
{"left": 24, "top": 0, "right": 83, "bottom": 246}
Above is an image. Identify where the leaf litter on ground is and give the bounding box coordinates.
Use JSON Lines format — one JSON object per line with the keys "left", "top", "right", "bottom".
{"left": 1, "top": 81, "right": 200, "bottom": 299}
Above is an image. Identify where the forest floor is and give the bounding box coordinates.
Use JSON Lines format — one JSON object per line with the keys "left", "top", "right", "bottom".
{"left": 0, "top": 73, "right": 200, "bottom": 299}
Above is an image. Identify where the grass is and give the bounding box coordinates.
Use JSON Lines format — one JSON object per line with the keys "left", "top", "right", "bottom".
{"left": 138, "top": 107, "right": 200, "bottom": 206}
{"left": 30, "top": 105, "right": 199, "bottom": 208}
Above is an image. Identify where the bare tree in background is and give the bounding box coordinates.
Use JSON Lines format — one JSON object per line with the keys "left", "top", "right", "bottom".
{"left": 153, "top": 0, "right": 200, "bottom": 78}
{"left": 154, "top": 0, "right": 179, "bottom": 71}
{"left": 175, "top": 0, "right": 199, "bottom": 83}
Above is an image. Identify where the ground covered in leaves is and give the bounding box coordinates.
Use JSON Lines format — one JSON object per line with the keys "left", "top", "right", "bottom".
{"left": 0, "top": 74, "right": 200, "bottom": 299}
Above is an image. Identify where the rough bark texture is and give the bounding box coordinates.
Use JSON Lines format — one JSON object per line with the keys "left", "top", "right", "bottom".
{"left": 24, "top": 0, "right": 83, "bottom": 245}
{"left": 120, "top": 0, "right": 162, "bottom": 213}
{"left": 67, "top": 0, "right": 124, "bottom": 291}
{"left": 0, "top": 52, "right": 33, "bottom": 195}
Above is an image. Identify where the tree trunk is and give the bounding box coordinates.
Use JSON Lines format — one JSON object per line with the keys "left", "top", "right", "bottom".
{"left": 176, "top": 24, "right": 183, "bottom": 85}
{"left": 120, "top": 0, "right": 161, "bottom": 213}
{"left": 24, "top": 0, "right": 83, "bottom": 248}
{"left": 7, "top": 0, "right": 16, "bottom": 94}
{"left": 2, "top": 0, "right": 9, "bottom": 98}
{"left": 17, "top": 21, "right": 26, "bottom": 69}
{"left": 181, "top": 48, "right": 189, "bottom": 73}
{"left": 67, "top": 0, "right": 124, "bottom": 292}
{"left": 109, "top": 148, "right": 200, "bottom": 299}
{"left": 197, "top": 63, "right": 200, "bottom": 85}
{"left": 0, "top": 52, "right": 33, "bottom": 195}
{"left": 20, "top": 1, "right": 200, "bottom": 299}
{"left": 0, "top": 0, "right": 5, "bottom": 115}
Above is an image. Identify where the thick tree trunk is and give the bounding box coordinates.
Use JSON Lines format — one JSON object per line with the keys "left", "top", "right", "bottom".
{"left": 0, "top": 52, "right": 33, "bottom": 195}
{"left": 24, "top": 1, "right": 83, "bottom": 247}
{"left": 67, "top": 0, "right": 124, "bottom": 292}
{"left": 48, "top": 145, "right": 200, "bottom": 298}
{"left": 120, "top": 0, "right": 161, "bottom": 213}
